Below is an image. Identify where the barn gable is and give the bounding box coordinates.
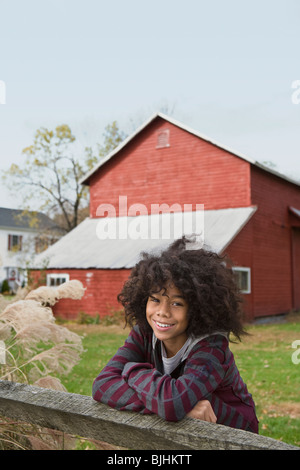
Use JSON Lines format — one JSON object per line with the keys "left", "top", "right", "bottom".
{"left": 80, "top": 112, "right": 257, "bottom": 186}
{"left": 84, "top": 115, "right": 253, "bottom": 217}
{"left": 81, "top": 113, "right": 299, "bottom": 220}
{"left": 81, "top": 112, "right": 299, "bottom": 192}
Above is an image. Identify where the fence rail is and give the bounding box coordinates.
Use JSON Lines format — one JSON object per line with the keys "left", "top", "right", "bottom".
{"left": 0, "top": 380, "right": 298, "bottom": 450}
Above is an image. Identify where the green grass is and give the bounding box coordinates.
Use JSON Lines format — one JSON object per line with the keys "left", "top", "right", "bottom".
{"left": 229, "top": 320, "right": 300, "bottom": 446}
{"left": 59, "top": 315, "right": 300, "bottom": 448}
{"left": 60, "top": 324, "right": 129, "bottom": 396}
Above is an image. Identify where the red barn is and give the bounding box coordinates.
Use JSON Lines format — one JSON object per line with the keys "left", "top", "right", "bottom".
{"left": 33, "top": 113, "right": 300, "bottom": 322}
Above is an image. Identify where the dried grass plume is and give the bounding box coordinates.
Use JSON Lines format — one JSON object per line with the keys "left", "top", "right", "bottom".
{"left": 0, "top": 280, "right": 85, "bottom": 385}
{"left": 25, "top": 279, "right": 86, "bottom": 305}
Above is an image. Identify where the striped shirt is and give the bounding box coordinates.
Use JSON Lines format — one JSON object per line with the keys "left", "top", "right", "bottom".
{"left": 92, "top": 325, "right": 258, "bottom": 433}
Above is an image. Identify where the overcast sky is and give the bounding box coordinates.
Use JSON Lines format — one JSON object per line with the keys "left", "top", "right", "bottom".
{"left": 1, "top": 0, "right": 300, "bottom": 210}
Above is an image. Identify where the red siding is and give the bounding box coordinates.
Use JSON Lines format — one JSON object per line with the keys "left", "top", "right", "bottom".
{"left": 292, "top": 228, "right": 300, "bottom": 310}
{"left": 225, "top": 217, "right": 254, "bottom": 321}
{"left": 250, "top": 167, "right": 300, "bottom": 317}
{"left": 89, "top": 118, "right": 251, "bottom": 217}
{"left": 36, "top": 269, "right": 130, "bottom": 320}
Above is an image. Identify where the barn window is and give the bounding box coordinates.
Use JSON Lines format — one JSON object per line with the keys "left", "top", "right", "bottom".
{"left": 232, "top": 267, "right": 251, "bottom": 294}
{"left": 46, "top": 273, "right": 70, "bottom": 287}
{"left": 156, "top": 129, "right": 170, "bottom": 148}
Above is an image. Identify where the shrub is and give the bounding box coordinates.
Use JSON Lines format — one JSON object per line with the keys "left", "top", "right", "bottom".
{"left": 1, "top": 279, "right": 10, "bottom": 294}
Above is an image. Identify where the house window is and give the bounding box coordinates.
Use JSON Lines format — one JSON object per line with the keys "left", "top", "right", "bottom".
{"left": 8, "top": 234, "right": 23, "bottom": 251}
{"left": 232, "top": 267, "right": 251, "bottom": 294}
{"left": 46, "top": 273, "right": 70, "bottom": 287}
{"left": 156, "top": 129, "right": 170, "bottom": 148}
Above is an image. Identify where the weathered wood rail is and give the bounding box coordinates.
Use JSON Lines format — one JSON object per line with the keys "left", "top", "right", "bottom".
{"left": 0, "top": 380, "right": 298, "bottom": 450}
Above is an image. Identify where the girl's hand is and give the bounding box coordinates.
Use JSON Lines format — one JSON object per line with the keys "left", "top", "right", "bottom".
{"left": 186, "top": 400, "right": 217, "bottom": 423}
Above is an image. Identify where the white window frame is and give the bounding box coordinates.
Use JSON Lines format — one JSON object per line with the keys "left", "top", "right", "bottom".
{"left": 46, "top": 273, "right": 70, "bottom": 287}
{"left": 232, "top": 267, "right": 251, "bottom": 294}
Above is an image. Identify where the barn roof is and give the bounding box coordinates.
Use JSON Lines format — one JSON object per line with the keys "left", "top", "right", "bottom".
{"left": 32, "top": 206, "right": 256, "bottom": 270}
{"left": 289, "top": 206, "right": 300, "bottom": 219}
{"left": 80, "top": 113, "right": 300, "bottom": 188}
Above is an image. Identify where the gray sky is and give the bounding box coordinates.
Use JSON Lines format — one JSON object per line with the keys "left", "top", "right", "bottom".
{"left": 1, "top": 0, "right": 300, "bottom": 209}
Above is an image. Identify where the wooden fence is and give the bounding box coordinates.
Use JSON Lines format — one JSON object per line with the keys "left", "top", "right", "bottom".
{"left": 0, "top": 380, "right": 298, "bottom": 450}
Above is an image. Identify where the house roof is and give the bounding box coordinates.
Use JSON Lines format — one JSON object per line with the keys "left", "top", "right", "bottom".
{"left": 80, "top": 112, "right": 300, "bottom": 188}
{"left": 32, "top": 206, "right": 257, "bottom": 270}
{"left": 0, "top": 207, "right": 57, "bottom": 231}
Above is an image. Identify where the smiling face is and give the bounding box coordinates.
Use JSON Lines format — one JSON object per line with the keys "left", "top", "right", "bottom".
{"left": 146, "top": 283, "right": 189, "bottom": 358}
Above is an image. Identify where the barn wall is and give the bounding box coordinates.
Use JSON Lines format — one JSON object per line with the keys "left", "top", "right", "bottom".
{"left": 250, "top": 167, "right": 300, "bottom": 317}
{"left": 89, "top": 118, "right": 251, "bottom": 218}
{"left": 291, "top": 228, "right": 300, "bottom": 310}
{"left": 225, "top": 217, "right": 254, "bottom": 321}
{"left": 32, "top": 269, "right": 130, "bottom": 320}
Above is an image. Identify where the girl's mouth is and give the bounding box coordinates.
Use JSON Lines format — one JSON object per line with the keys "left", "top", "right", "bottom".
{"left": 153, "top": 320, "right": 175, "bottom": 331}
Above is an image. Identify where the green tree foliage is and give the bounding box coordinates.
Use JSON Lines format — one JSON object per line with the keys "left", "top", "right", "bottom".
{"left": 2, "top": 122, "right": 126, "bottom": 233}
{"left": 86, "top": 120, "right": 127, "bottom": 160}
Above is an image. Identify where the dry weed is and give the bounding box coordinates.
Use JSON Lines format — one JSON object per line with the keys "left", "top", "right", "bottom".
{"left": 0, "top": 280, "right": 84, "bottom": 384}
{"left": 0, "top": 281, "right": 85, "bottom": 450}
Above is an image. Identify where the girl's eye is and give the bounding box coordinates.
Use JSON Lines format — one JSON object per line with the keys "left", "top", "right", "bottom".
{"left": 150, "top": 296, "right": 159, "bottom": 302}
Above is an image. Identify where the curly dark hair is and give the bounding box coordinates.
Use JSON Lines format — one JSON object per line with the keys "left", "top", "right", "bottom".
{"left": 118, "top": 236, "right": 247, "bottom": 341}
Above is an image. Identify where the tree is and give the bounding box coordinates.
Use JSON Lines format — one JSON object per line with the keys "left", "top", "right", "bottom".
{"left": 86, "top": 120, "right": 127, "bottom": 160}
{"left": 2, "top": 122, "right": 126, "bottom": 233}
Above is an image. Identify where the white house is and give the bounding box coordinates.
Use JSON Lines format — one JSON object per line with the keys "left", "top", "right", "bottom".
{"left": 0, "top": 207, "right": 59, "bottom": 293}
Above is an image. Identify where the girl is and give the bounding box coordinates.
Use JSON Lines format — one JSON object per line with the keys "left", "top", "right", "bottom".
{"left": 92, "top": 237, "right": 258, "bottom": 433}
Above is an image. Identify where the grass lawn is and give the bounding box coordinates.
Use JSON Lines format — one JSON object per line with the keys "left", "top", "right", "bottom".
{"left": 230, "top": 317, "right": 300, "bottom": 447}
{"left": 60, "top": 313, "right": 300, "bottom": 448}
